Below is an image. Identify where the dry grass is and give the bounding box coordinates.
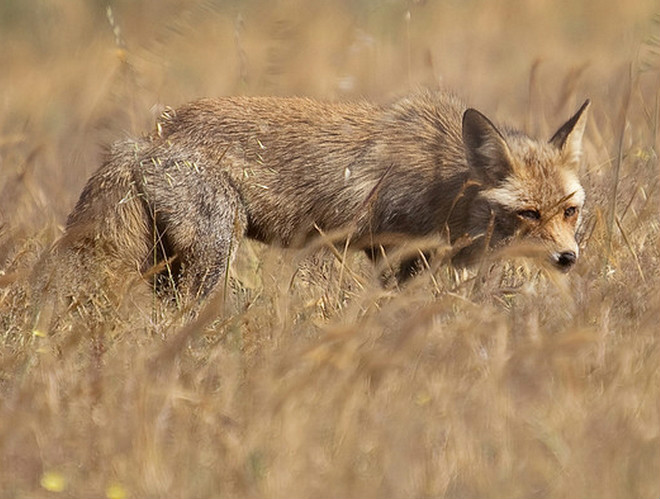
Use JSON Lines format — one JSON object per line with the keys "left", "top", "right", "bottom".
{"left": 1, "top": 1, "right": 659, "bottom": 497}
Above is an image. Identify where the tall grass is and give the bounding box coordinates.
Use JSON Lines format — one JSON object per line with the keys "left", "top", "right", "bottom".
{"left": 1, "top": 1, "right": 659, "bottom": 497}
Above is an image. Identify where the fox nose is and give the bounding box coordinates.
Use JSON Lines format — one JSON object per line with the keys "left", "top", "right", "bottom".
{"left": 556, "top": 251, "right": 577, "bottom": 271}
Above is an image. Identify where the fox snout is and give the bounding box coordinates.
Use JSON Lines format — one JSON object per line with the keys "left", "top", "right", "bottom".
{"left": 553, "top": 249, "right": 578, "bottom": 271}
{"left": 543, "top": 214, "right": 582, "bottom": 272}
{"left": 543, "top": 224, "right": 580, "bottom": 272}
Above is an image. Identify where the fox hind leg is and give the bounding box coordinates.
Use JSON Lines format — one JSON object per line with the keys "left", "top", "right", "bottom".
{"left": 141, "top": 165, "right": 247, "bottom": 309}
{"left": 175, "top": 213, "right": 246, "bottom": 306}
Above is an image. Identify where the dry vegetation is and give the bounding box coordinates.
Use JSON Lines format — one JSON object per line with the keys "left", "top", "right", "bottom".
{"left": 1, "top": 0, "right": 659, "bottom": 497}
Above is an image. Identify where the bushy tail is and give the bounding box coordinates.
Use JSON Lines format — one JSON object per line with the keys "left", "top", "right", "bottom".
{"left": 30, "top": 140, "right": 152, "bottom": 333}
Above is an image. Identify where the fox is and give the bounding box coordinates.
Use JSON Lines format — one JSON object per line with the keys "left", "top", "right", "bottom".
{"left": 45, "top": 90, "right": 589, "bottom": 312}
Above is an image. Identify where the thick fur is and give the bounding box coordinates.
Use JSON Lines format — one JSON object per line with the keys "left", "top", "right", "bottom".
{"left": 48, "top": 90, "right": 589, "bottom": 311}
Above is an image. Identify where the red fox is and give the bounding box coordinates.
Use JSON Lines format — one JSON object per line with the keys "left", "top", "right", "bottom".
{"left": 53, "top": 90, "right": 589, "bottom": 307}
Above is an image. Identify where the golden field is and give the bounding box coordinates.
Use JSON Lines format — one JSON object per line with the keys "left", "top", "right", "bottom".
{"left": 0, "top": 1, "right": 659, "bottom": 497}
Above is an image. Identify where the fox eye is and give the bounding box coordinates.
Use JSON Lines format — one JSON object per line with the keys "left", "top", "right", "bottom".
{"left": 518, "top": 209, "right": 541, "bottom": 221}
{"left": 564, "top": 206, "right": 578, "bottom": 218}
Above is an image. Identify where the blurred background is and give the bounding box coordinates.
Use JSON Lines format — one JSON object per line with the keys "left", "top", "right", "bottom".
{"left": 0, "top": 1, "right": 659, "bottom": 498}
{"left": 0, "top": 0, "right": 657, "bottom": 228}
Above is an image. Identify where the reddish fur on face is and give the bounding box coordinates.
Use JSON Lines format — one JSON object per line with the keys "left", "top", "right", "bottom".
{"left": 477, "top": 102, "right": 589, "bottom": 270}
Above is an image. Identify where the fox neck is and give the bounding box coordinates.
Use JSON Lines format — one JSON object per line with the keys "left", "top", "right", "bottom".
{"left": 443, "top": 185, "right": 519, "bottom": 264}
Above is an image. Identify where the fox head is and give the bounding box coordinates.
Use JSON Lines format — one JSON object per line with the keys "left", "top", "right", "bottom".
{"left": 461, "top": 100, "right": 590, "bottom": 271}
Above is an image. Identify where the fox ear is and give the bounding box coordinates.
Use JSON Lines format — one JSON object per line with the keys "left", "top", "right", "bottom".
{"left": 462, "top": 108, "right": 514, "bottom": 187}
{"left": 549, "top": 99, "right": 590, "bottom": 169}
